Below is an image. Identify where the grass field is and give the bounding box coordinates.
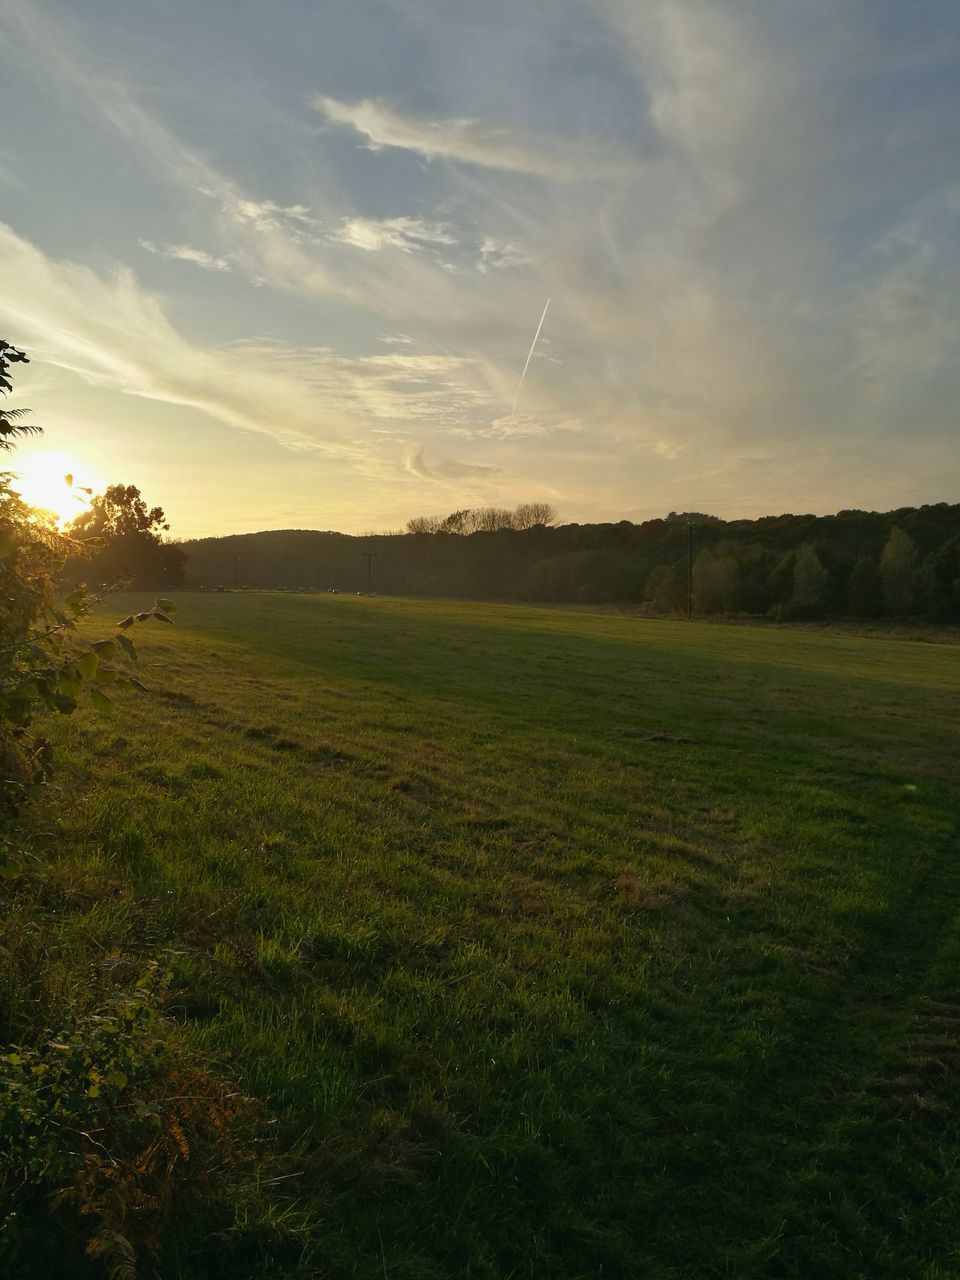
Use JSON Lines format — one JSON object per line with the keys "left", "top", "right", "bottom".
{"left": 10, "top": 592, "right": 960, "bottom": 1278}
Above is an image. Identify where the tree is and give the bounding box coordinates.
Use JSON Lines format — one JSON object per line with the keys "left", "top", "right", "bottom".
{"left": 513, "top": 502, "right": 557, "bottom": 529}
{"left": 879, "top": 526, "right": 918, "bottom": 615}
{"left": 644, "top": 562, "right": 686, "bottom": 614}
{"left": 406, "top": 514, "right": 442, "bottom": 534}
{"left": 1, "top": 345, "right": 173, "bottom": 819}
{"left": 692, "top": 549, "right": 739, "bottom": 614}
{"left": 847, "top": 555, "right": 884, "bottom": 617}
{"left": 405, "top": 502, "right": 559, "bottom": 536}
{"left": 67, "top": 483, "right": 185, "bottom": 588}
{"left": 665, "top": 511, "right": 723, "bottom": 525}
{"left": 0, "top": 340, "right": 41, "bottom": 453}
{"left": 789, "top": 545, "right": 830, "bottom": 618}
{"left": 1, "top": 340, "right": 68, "bottom": 801}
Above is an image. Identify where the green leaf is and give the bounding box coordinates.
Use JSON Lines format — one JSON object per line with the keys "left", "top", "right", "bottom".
{"left": 94, "top": 666, "right": 117, "bottom": 685}
{"left": 90, "top": 688, "right": 113, "bottom": 716}
{"left": 77, "top": 650, "right": 98, "bottom": 680}
{"left": 91, "top": 639, "right": 117, "bottom": 658}
{"left": 152, "top": 610, "right": 175, "bottom": 624}
{"left": 117, "top": 615, "right": 135, "bottom": 630}
{"left": 57, "top": 669, "right": 82, "bottom": 698}
{"left": 155, "top": 598, "right": 177, "bottom": 613}
{"left": 128, "top": 676, "right": 148, "bottom": 692}
{"left": 134, "top": 611, "right": 152, "bottom": 622}
{"left": 116, "top": 634, "right": 137, "bottom": 663}
{"left": 34, "top": 678, "right": 56, "bottom": 710}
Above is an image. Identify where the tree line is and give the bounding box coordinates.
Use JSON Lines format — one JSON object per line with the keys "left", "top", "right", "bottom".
{"left": 182, "top": 503, "right": 960, "bottom": 622}
{"left": 406, "top": 502, "right": 557, "bottom": 534}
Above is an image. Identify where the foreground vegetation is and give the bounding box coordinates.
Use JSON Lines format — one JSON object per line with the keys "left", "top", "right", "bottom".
{"left": 4, "top": 592, "right": 960, "bottom": 1277}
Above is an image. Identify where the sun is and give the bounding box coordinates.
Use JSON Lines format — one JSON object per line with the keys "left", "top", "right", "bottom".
{"left": 10, "top": 450, "right": 105, "bottom": 525}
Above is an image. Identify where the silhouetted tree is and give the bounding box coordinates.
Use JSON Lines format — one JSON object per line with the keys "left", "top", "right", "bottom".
{"left": 692, "top": 549, "right": 738, "bottom": 614}
{"left": 513, "top": 502, "right": 558, "bottom": 529}
{"left": 644, "top": 562, "right": 686, "bottom": 614}
{"left": 0, "top": 340, "right": 41, "bottom": 452}
{"left": 880, "top": 527, "right": 918, "bottom": 615}
{"left": 67, "top": 484, "right": 185, "bottom": 589}
{"left": 408, "top": 502, "right": 558, "bottom": 536}
{"left": 665, "top": 511, "right": 723, "bottom": 525}
{"left": 181, "top": 503, "right": 960, "bottom": 621}
{"left": 789, "top": 545, "right": 830, "bottom": 618}
{"left": 847, "top": 555, "right": 884, "bottom": 617}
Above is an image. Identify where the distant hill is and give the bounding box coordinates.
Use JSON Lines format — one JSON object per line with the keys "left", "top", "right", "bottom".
{"left": 180, "top": 504, "right": 960, "bottom": 621}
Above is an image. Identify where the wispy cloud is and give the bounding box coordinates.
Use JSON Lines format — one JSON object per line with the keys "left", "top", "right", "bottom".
{"left": 332, "top": 216, "right": 456, "bottom": 253}
{"left": 312, "top": 95, "right": 633, "bottom": 180}
{"left": 0, "top": 222, "right": 498, "bottom": 460}
{"left": 403, "top": 444, "right": 500, "bottom": 484}
{"left": 0, "top": 146, "right": 21, "bottom": 189}
{"left": 139, "top": 239, "right": 231, "bottom": 272}
{"left": 477, "top": 235, "right": 531, "bottom": 273}
{"left": 484, "top": 414, "right": 582, "bottom": 440}
{"left": 2, "top": 0, "right": 958, "bottom": 527}
{"left": 233, "top": 342, "right": 494, "bottom": 428}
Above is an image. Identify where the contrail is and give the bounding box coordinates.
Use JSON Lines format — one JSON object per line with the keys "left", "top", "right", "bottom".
{"left": 511, "top": 296, "right": 550, "bottom": 416}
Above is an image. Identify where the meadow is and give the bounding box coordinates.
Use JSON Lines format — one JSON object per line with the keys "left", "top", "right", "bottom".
{"left": 8, "top": 592, "right": 960, "bottom": 1278}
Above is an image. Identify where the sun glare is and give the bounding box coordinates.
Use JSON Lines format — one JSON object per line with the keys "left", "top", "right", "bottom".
{"left": 10, "top": 450, "right": 104, "bottom": 525}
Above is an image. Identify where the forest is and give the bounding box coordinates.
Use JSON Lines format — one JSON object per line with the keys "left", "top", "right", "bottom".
{"left": 180, "top": 503, "right": 960, "bottom": 622}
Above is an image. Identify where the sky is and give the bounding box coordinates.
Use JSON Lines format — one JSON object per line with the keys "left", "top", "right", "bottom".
{"left": 1, "top": 0, "right": 958, "bottom": 538}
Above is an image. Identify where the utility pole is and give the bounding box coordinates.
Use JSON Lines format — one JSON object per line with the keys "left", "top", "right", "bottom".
{"left": 687, "top": 522, "right": 693, "bottom": 620}
{"left": 233, "top": 556, "right": 239, "bottom": 590}
{"left": 362, "top": 552, "right": 378, "bottom": 595}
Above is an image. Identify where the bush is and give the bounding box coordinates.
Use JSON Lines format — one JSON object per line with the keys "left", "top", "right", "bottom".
{"left": 0, "top": 962, "right": 267, "bottom": 1278}
{"left": 0, "top": 341, "right": 175, "bottom": 820}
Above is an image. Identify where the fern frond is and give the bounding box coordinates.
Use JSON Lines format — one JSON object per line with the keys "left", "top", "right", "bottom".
{"left": 86, "top": 1229, "right": 138, "bottom": 1280}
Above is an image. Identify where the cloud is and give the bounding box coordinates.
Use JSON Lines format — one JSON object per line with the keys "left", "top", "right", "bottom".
{"left": 477, "top": 236, "right": 531, "bottom": 273}
{"left": 224, "top": 196, "right": 323, "bottom": 237}
{"left": 139, "top": 240, "right": 231, "bottom": 272}
{"left": 0, "top": 147, "right": 20, "bottom": 189}
{"left": 0, "top": 221, "right": 362, "bottom": 455}
{"left": 234, "top": 343, "right": 494, "bottom": 428}
{"left": 1, "top": 5, "right": 349, "bottom": 302}
{"left": 403, "top": 444, "right": 501, "bottom": 483}
{"left": 312, "top": 95, "right": 633, "bottom": 180}
{"left": 4, "top": 0, "right": 959, "bottom": 524}
{"left": 484, "top": 414, "right": 583, "bottom": 440}
{"left": 650, "top": 437, "right": 687, "bottom": 461}
{"left": 332, "top": 216, "right": 456, "bottom": 253}
{"left": 0, "top": 222, "right": 499, "bottom": 460}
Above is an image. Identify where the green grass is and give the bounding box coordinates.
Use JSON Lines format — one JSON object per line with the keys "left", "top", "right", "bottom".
{"left": 12, "top": 592, "right": 960, "bottom": 1277}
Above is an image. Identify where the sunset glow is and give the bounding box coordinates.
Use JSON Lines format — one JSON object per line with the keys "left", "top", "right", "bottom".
{"left": 0, "top": 1, "right": 957, "bottom": 538}
{"left": 10, "top": 450, "right": 102, "bottom": 525}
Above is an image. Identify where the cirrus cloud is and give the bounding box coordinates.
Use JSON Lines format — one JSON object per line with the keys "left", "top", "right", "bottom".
{"left": 332, "top": 216, "right": 457, "bottom": 253}
{"left": 312, "top": 94, "right": 635, "bottom": 181}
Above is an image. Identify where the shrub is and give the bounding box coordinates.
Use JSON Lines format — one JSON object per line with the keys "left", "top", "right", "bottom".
{"left": 0, "top": 962, "right": 264, "bottom": 1278}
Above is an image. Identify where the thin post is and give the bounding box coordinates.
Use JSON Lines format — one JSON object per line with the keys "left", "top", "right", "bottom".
{"left": 362, "top": 552, "right": 378, "bottom": 594}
